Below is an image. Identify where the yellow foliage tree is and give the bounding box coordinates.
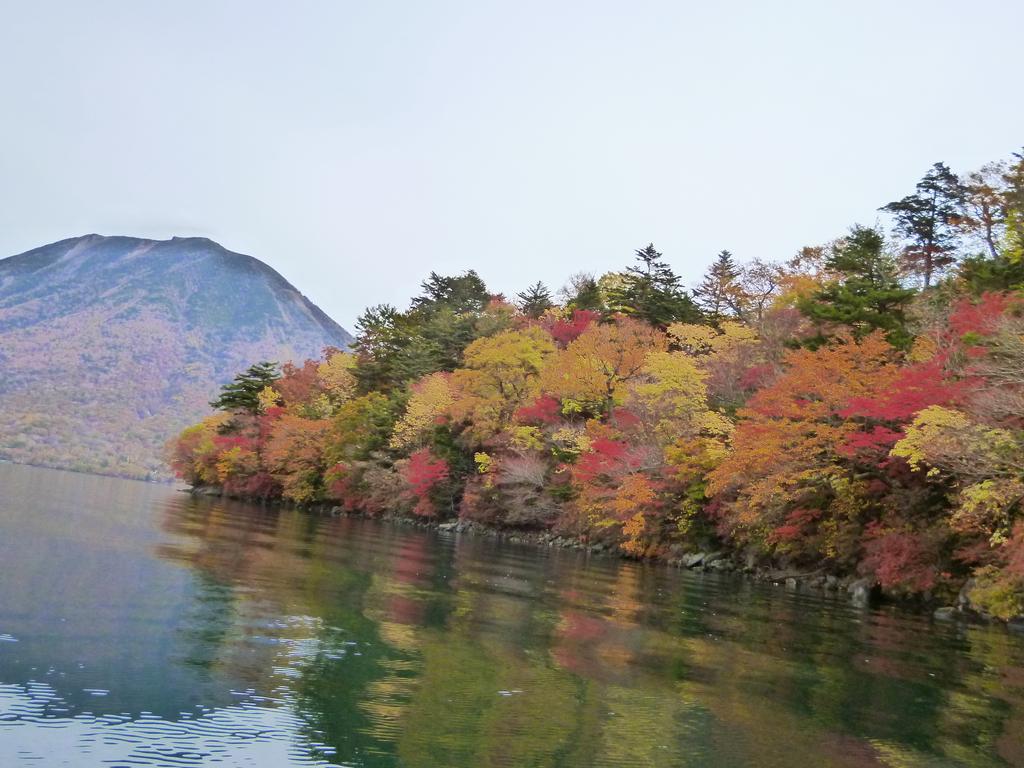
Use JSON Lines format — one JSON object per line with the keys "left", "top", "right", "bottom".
{"left": 448, "top": 327, "right": 556, "bottom": 445}
{"left": 257, "top": 385, "right": 281, "bottom": 414}
{"left": 627, "top": 350, "right": 717, "bottom": 445}
{"left": 541, "top": 317, "right": 664, "bottom": 417}
{"left": 390, "top": 373, "right": 455, "bottom": 449}
{"left": 667, "top": 320, "right": 757, "bottom": 356}
{"left": 317, "top": 351, "right": 358, "bottom": 407}
{"left": 892, "top": 405, "right": 1024, "bottom": 542}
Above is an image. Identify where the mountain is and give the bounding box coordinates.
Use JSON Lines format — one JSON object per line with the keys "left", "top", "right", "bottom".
{"left": 0, "top": 235, "right": 352, "bottom": 479}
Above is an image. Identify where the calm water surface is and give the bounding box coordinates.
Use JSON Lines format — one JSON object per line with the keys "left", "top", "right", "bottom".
{"left": 1, "top": 464, "right": 1023, "bottom": 767}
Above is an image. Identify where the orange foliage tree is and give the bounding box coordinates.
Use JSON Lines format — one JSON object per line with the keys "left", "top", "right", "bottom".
{"left": 707, "top": 332, "right": 901, "bottom": 561}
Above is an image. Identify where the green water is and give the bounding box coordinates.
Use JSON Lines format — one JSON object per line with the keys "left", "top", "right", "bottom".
{"left": 0, "top": 463, "right": 1022, "bottom": 767}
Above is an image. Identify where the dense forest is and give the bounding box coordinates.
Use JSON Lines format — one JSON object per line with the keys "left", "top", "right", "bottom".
{"left": 171, "top": 150, "right": 1024, "bottom": 618}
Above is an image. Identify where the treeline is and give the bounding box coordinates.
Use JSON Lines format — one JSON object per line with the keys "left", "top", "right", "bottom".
{"left": 170, "top": 150, "right": 1024, "bottom": 618}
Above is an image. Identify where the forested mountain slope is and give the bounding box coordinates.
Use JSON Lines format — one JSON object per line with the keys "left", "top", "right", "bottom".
{"left": 0, "top": 235, "right": 351, "bottom": 479}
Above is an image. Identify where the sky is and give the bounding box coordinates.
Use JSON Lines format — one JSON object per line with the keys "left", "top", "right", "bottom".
{"left": 1, "top": 1, "right": 1021, "bottom": 330}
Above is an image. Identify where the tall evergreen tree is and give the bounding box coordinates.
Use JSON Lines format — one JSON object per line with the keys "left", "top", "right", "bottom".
{"left": 210, "top": 361, "right": 279, "bottom": 414}
{"left": 354, "top": 270, "right": 503, "bottom": 393}
{"left": 881, "top": 162, "right": 966, "bottom": 287}
{"left": 798, "top": 225, "right": 915, "bottom": 347}
{"left": 516, "top": 281, "right": 554, "bottom": 318}
{"left": 411, "top": 270, "right": 490, "bottom": 315}
{"left": 351, "top": 304, "right": 408, "bottom": 393}
{"left": 694, "top": 250, "right": 741, "bottom": 319}
{"left": 607, "top": 243, "right": 701, "bottom": 327}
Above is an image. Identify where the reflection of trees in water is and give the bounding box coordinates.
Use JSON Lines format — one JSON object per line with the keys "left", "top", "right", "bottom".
{"left": 157, "top": 496, "right": 401, "bottom": 765}
{"left": 652, "top": 579, "right": 1020, "bottom": 766}
{"left": 155, "top": 496, "right": 1024, "bottom": 767}
{"left": 175, "top": 576, "right": 237, "bottom": 674}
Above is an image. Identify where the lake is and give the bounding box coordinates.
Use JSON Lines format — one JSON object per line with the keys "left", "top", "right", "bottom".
{"left": 0, "top": 463, "right": 1022, "bottom": 767}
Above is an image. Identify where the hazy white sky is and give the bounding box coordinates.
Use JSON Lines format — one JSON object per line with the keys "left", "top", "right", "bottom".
{"left": 1, "top": 1, "right": 1021, "bottom": 329}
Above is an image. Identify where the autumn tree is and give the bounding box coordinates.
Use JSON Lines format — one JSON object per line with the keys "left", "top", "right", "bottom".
{"left": 264, "top": 413, "right": 333, "bottom": 503}
{"left": 707, "top": 332, "right": 901, "bottom": 559}
{"left": 167, "top": 413, "right": 231, "bottom": 485}
{"left": 626, "top": 348, "right": 726, "bottom": 447}
{"left": 961, "top": 161, "right": 1009, "bottom": 260}
{"left": 999, "top": 149, "right": 1024, "bottom": 265}
{"left": 277, "top": 359, "right": 325, "bottom": 413}
{"left": 317, "top": 350, "right": 358, "bottom": 407}
{"left": 667, "top": 321, "right": 766, "bottom": 410}
{"left": 401, "top": 448, "right": 452, "bottom": 517}
{"left": 541, "top": 317, "right": 665, "bottom": 418}
{"left": 881, "top": 162, "right": 965, "bottom": 287}
{"left": 568, "top": 426, "right": 665, "bottom": 554}
{"left": 542, "top": 309, "right": 600, "bottom": 347}
{"left": 390, "top": 373, "right": 455, "bottom": 450}
{"left": 449, "top": 327, "right": 556, "bottom": 445}
{"left": 328, "top": 392, "right": 398, "bottom": 463}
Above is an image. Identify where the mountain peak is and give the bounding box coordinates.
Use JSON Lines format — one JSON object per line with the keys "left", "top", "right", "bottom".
{"left": 0, "top": 235, "right": 353, "bottom": 479}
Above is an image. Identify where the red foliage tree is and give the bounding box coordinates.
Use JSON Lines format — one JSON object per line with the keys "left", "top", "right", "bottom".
{"left": 513, "top": 395, "right": 562, "bottom": 426}
{"left": 544, "top": 310, "right": 600, "bottom": 347}
{"left": 402, "top": 449, "right": 451, "bottom": 517}
{"left": 860, "top": 522, "right": 942, "bottom": 593}
{"left": 839, "top": 359, "right": 968, "bottom": 458}
{"left": 948, "top": 292, "right": 1012, "bottom": 338}
{"left": 276, "top": 359, "right": 322, "bottom": 405}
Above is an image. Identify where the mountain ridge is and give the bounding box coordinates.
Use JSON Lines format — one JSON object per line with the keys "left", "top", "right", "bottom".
{"left": 0, "top": 234, "right": 352, "bottom": 479}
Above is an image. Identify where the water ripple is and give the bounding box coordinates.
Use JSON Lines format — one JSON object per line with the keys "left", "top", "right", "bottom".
{"left": 0, "top": 682, "right": 342, "bottom": 767}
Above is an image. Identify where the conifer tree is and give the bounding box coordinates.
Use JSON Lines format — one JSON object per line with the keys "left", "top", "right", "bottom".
{"left": 210, "top": 361, "right": 279, "bottom": 414}
{"left": 881, "top": 162, "right": 966, "bottom": 287}
{"left": 607, "top": 243, "right": 701, "bottom": 327}
{"left": 411, "top": 270, "right": 490, "bottom": 315}
{"left": 694, "top": 250, "right": 741, "bottom": 320}
{"left": 798, "top": 225, "right": 914, "bottom": 347}
{"left": 560, "top": 272, "right": 604, "bottom": 312}
{"left": 516, "top": 281, "right": 554, "bottom": 318}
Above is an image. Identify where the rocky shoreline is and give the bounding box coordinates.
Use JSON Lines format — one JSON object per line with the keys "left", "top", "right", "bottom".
{"left": 189, "top": 485, "right": 1023, "bottom": 631}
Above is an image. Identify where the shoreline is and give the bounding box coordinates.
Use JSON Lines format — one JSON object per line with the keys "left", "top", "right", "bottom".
{"left": 187, "top": 485, "right": 1023, "bottom": 631}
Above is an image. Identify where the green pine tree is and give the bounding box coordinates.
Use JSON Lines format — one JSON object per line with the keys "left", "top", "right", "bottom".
{"left": 798, "top": 225, "right": 915, "bottom": 347}
{"left": 561, "top": 272, "right": 605, "bottom": 312}
{"left": 411, "top": 270, "right": 490, "bottom": 315}
{"left": 516, "top": 281, "right": 554, "bottom": 318}
{"left": 210, "top": 361, "right": 279, "bottom": 414}
{"left": 607, "top": 243, "right": 701, "bottom": 327}
{"left": 881, "top": 162, "right": 966, "bottom": 287}
{"left": 693, "top": 249, "right": 741, "bottom": 320}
